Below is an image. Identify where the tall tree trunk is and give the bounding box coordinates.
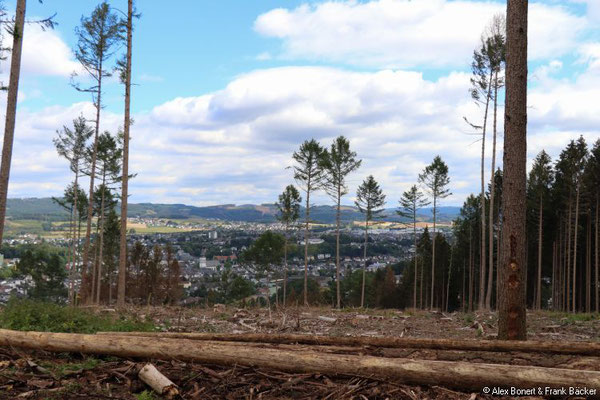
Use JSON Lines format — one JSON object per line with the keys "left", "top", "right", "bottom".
{"left": 498, "top": 0, "right": 528, "bottom": 341}
{"left": 572, "top": 183, "right": 580, "bottom": 313}
{"left": 283, "top": 223, "right": 288, "bottom": 307}
{"left": 336, "top": 185, "right": 341, "bottom": 309}
{"left": 486, "top": 73, "right": 499, "bottom": 309}
{"left": 420, "top": 256, "right": 424, "bottom": 309}
{"left": 81, "top": 58, "right": 104, "bottom": 304}
{"left": 0, "top": 0, "right": 26, "bottom": 247}
{"left": 567, "top": 194, "right": 572, "bottom": 312}
{"left": 118, "top": 0, "right": 134, "bottom": 308}
{"left": 479, "top": 71, "right": 493, "bottom": 310}
{"left": 551, "top": 241, "right": 556, "bottom": 310}
{"left": 536, "top": 196, "right": 543, "bottom": 309}
{"left": 69, "top": 170, "right": 81, "bottom": 305}
{"left": 462, "top": 259, "right": 466, "bottom": 311}
{"left": 361, "top": 219, "right": 368, "bottom": 308}
{"left": 469, "top": 225, "right": 473, "bottom": 312}
{"left": 594, "top": 192, "right": 600, "bottom": 313}
{"left": 586, "top": 213, "right": 591, "bottom": 312}
{"left": 446, "top": 249, "right": 453, "bottom": 312}
{"left": 96, "top": 181, "right": 107, "bottom": 305}
{"left": 431, "top": 197, "right": 437, "bottom": 309}
{"left": 413, "top": 209, "right": 418, "bottom": 309}
{"left": 304, "top": 180, "right": 311, "bottom": 306}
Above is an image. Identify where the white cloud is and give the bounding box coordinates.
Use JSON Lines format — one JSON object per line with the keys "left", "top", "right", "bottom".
{"left": 254, "top": 0, "right": 587, "bottom": 68}
{"left": 18, "top": 25, "right": 80, "bottom": 77}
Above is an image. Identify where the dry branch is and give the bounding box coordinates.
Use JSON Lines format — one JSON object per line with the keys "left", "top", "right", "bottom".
{"left": 2, "top": 329, "right": 600, "bottom": 392}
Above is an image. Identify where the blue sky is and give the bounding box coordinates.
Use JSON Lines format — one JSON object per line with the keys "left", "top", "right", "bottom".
{"left": 2, "top": 0, "right": 600, "bottom": 207}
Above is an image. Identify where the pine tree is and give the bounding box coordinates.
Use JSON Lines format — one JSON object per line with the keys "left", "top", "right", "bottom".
{"left": 398, "top": 185, "right": 430, "bottom": 309}
{"left": 527, "top": 150, "right": 554, "bottom": 309}
{"left": 276, "top": 185, "right": 301, "bottom": 306}
{"left": 73, "top": 1, "right": 125, "bottom": 303}
{"left": 292, "top": 139, "right": 327, "bottom": 306}
{"left": 419, "top": 156, "right": 451, "bottom": 309}
{"left": 355, "top": 175, "right": 386, "bottom": 308}
{"left": 321, "top": 136, "right": 361, "bottom": 308}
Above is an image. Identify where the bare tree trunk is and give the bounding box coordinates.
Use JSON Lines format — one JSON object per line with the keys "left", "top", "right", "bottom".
{"left": 118, "top": 0, "right": 134, "bottom": 308}
{"left": 594, "top": 193, "right": 600, "bottom": 313}
{"left": 0, "top": 0, "right": 26, "bottom": 247}
{"left": 336, "top": 185, "right": 341, "bottom": 308}
{"left": 536, "top": 196, "right": 543, "bottom": 309}
{"left": 586, "top": 211, "right": 591, "bottom": 313}
{"left": 283, "top": 223, "right": 288, "bottom": 307}
{"left": 551, "top": 241, "right": 556, "bottom": 310}
{"left": 498, "top": 0, "right": 528, "bottom": 340}
{"left": 486, "top": 74, "right": 499, "bottom": 309}
{"left": 431, "top": 197, "right": 437, "bottom": 309}
{"left": 572, "top": 184, "right": 580, "bottom": 313}
{"left": 446, "top": 249, "right": 452, "bottom": 312}
{"left": 96, "top": 182, "right": 107, "bottom": 304}
{"left": 81, "top": 58, "right": 104, "bottom": 304}
{"left": 419, "top": 256, "right": 424, "bottom": 309}
{"left": 469, "top": 226, "right": 473, "bottom": 312}
{"left": 304, "top": 181, "right": 311, "bottom": 306}
{"left": 567, "top": 195, "right": 572, "bottom": 312}
{"left": 413, "top": 209, "right": 418, "bottom": 309}
{"left": 68, "top": 170, "right": 81, "bottom": 305}
{"left": 361, "top": 219, "right": 368, "bottom": 308}
{"left": 478, "top": 73, "right": 493, "bottom": 310}
{"left": 462, "top": 260, "right": 466, "bottom": 311}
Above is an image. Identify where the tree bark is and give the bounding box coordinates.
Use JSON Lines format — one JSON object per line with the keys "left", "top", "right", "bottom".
{"left": 283, "top": 222, "right": 288, "bottom": 307}
{"left": 498, "top": 0, "right": 528, "bottom": 340}
{"left": 0, "top": 0, "right": 26, "bottom": 247}
{"left": 336, "top": 184, "right": 341, "bottom": 308}
{"left": 4, "top": 330, "right": 600, "bottom": 391}
{"left": 431, "top": 197, "right": 437, "bottom": 309}
{"left": 96, "top": 180, "right": 107, "bottom": 305}
{"left": 304, "top": 183, "right": 310, "bottom": 306}
{"left": 118, "top": 0, "right": 134, "bottom": 308}
{"left": 486, "top": 73, "right": 499, "bottom": 309}
{"left": 573, "top": 183, "right": 580, "bottom": 313}
{"left": 138, "top": 363, "right": 179, "bottom": 399}
{"left": 361, "top": 218, "right": 368, "bottom": 308}
{"left": 413, "top": 207, "right": 418, "bottom": 309}
{"left": 596, "top": 195, "right": 599, "bottom": 314}
{"left": 536, "top": 196, "right": 543, "bottom": 310}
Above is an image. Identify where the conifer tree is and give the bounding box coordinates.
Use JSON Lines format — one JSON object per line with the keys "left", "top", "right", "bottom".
{"left": 355, "top": 175, "right": 386, "bottom": 308}
{"left": 276, "top": 185, "right": 301, "bottom": 306}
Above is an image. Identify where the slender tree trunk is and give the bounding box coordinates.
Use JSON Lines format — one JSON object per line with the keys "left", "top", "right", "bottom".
{"left": 413, "top": 209, "right": 418, "bottom": 309}
{"left": 469, "top": 225, "right": 473, "bottom": 312}
{"left": 536, "top": 196, "right": 543, "bottom": 309}
{"left": 420, "top": 255, "right": 424, "bottom": 309}
{"left": 446, "top": 249, "right": 452, "bottom": 312}
{"left": 0, "top": 0, "right": 26, "bottom": 247}
{"left": 462, "top": 259, "right": 466, "bottom": 311}
{"left": 96, "top": 182, "right": 107, "bottom": 305}
{"left": 118, "top": 0, "right": 133, "bottom": 308}
{"left": 336, "top": 185, "right": 341, "bottom": 309}
{"left": 283, "top": 223, "right": 288, "bottom": 307}
{"left": 431, "top": 197, "right": 437, "bottom": 309}
{"left": 479, "top": 71, "right": 493, "bottom": 310}
{"left": 486, "top": 74, "right": 499, "bottom": 309}
{"left": 567, "top": 194, "right": 572, "bottom": 312}
{"left": 551, "top": 241, "right": 556, "bottom": 310}
{"left": 304, "top": 180, "right": 311, "bottom": 306}
{"left": 498, "top": 0, "right": 528, "bottom": 340}
{"left": 586, "top": 213, "right": 591, "bottom": 313}
{"left": 361, "top": 219, "right": 368, "bottom": 308}
{"left": 594, "top": 192, "right": 600, "bottom": 313}
{"left": 81, "top": 59, "right": 104, "bottom": 304}
{"left": 573, "top": 183, "right": 580, "bottom": 313}
{"left": 69, "top": 170, "right": 81, "bottom": 305}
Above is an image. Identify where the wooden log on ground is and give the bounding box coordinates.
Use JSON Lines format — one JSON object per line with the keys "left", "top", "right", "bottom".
{"left": 98, "top": 331, "right": 600, "bottom": 356}
{"left": 2, "top": 329, "right": 600, "bottom": 392}
{"left": 138, "top": 363, "right": 179, "bottom": 399}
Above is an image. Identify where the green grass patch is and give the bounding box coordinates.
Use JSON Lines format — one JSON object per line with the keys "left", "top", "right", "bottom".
{"left": 136, "top": 390, "right": 158, "bottom": 400}
{"left": 0, "top": 298, "right": 156, "bottom": 333}
{"left": 39, "top": 357, "right": 101, "bottom": 378}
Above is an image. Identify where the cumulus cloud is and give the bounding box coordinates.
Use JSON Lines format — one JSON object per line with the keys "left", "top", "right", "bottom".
{"left": 254, "top": 0, "right": 587, "bottom": 68}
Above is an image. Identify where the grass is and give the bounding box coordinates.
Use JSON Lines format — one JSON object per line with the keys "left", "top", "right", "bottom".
{"left": 136, "top": 391, "right": 158, "bottom": 400}
{"left": 39, "top": 357, "right": 101, "bottom": 378}
{"left": 0, "top": 298, "right": 157, "bottom": 333}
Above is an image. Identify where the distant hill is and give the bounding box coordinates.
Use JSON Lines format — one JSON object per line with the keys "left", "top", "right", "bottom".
{"left": 7, "top": 198, "right": 461, "bottom": 224}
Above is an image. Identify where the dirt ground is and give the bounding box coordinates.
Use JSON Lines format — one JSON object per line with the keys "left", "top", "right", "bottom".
{"left": 1, "top": 306, "right": 599, "bottom": 399}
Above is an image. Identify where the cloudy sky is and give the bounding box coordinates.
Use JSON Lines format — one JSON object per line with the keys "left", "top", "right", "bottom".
{"left": 2, "top": 0, "right": 600, "bottom": 207}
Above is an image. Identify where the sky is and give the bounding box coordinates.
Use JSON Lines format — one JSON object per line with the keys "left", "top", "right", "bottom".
{"left": 1, "top": 0, "right": 599, "bottom": 207}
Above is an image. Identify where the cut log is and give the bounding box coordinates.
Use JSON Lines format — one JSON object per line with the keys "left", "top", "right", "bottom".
{"left": 97, "top": 331, "right": 600, "bottom": 356}
{"left": 138, "top": 363, "right": 179, "bottom": 399}
{"left": 1, "top": 329, "right": 600, "bottom": 392}
{"left": 318, "top": 316, "right": 337, "bottom": 323}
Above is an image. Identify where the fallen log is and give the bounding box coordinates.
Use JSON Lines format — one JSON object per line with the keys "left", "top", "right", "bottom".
{"left": 2, "top": 329, "right": 600, "bottom": 392}
{"left": 98, "top": 331, "right": 600, "bottom": 356}
{"left": 138, "top": 363, "right": 179, "bottom": 399}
